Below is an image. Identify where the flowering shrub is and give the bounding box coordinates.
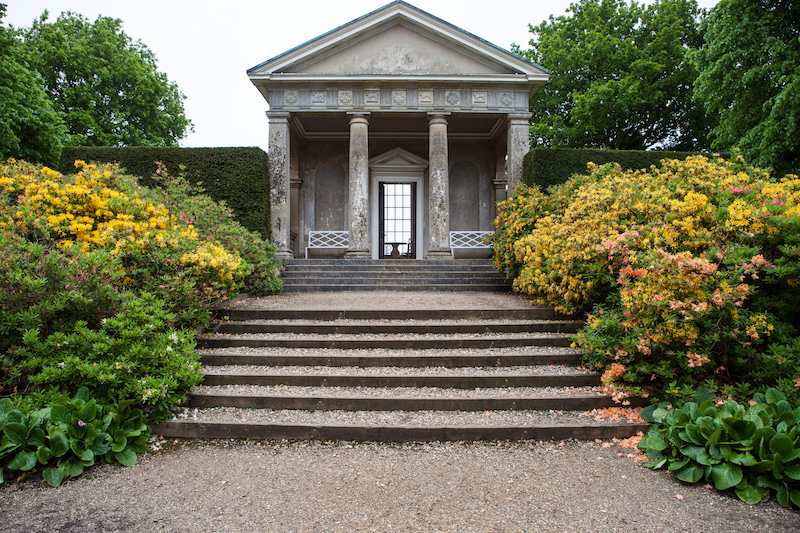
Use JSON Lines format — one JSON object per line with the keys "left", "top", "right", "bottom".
{"left": 0, "top": 159, "right": 279, "bottom": 425}
{"left": 494, "top": 155, "right": 800, "bottom": 405}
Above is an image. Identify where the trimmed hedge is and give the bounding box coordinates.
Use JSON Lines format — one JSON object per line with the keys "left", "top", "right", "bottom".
{"left": 59, "top": 146, "right": 270, "bottom": 239}
{"left": 523, "top": 148, "right": 696, "bottom": 190}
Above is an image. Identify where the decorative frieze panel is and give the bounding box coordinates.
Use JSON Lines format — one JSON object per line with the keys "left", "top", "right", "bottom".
{"left": 270, "top": 88, "right": 528, "bottom": 112}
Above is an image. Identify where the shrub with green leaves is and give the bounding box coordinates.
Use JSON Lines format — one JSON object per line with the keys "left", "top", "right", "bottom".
{"left": 638, "top": 388, "right": 800, "bottom": 508}
{"left": 0, "top": 388, "right": 150, "bottom": 486}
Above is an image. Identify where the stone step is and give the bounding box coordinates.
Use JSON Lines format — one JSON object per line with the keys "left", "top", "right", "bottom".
{"left": 196, "top": 333, "right": 574, "bottom": 350}
{"left": 214, "top": 308, "right": 567, "bottom": 321}
{"left": 281, "top": 283, "right": 510, "bottom": 292}
{"left": 211, "top": 320, "right": 584, "bottom": 335}
{"left": 282, "top": 264, "right": 502, "bottom": 272}
{"left": 153, "top": 418, "right": 649, "bottom": 442}
{"left": 186, "top": 391, "right": 636, "bottom": 412}
{"left": 283, "top": 259, "right": 496, "bottom": 266}
{"left": 199, "top": 349, "right": 583, "bottom": 367}
{"left": 281, "top": 272, "right": 506, "bottom": 281}
{"left": 200, "top": 371, "right": 600, "bottom": 388}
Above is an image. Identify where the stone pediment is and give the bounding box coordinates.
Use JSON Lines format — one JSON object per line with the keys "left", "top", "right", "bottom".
{"left": 248, "top": 1, "right": 548, "bottom": 82}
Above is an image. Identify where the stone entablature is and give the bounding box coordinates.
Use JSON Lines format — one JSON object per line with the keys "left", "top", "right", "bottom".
{"left": 267, "top": 87, "right": 530, "bottom": 113}
{"left": 248, "top": 1, "right": 549, "bottom": 260}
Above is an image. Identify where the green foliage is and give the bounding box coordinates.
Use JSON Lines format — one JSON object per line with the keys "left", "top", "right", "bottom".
{"left": 638, "top": 389, "right": 800, "bottom": 508}
{"left": 522, "top": 148, "right": 696, "bottom": 190}
{"left": 0, "top": 231, "right": 202, "bottom": 422}
{"left": 126, "top": 165, "right": 282, "bottom": 295}
{"left": 16, "top": 10, "right": 191, "bottom": 147}
{"left": 0, "top": 5, "right": 67, "bottom": 166}
{"left": 494, "top": 155, "right": 800, "bottom": 404}
{"left": 514, "top": 0, "right": 713, "bottom": 150}
{"left": 0, "top": 388, "right": 150, "bottom": 486}
{"left": 691, "top": 0, "right": 800, "bottom": 175}
{"left": 59, "top": 146, "right": 271, "bottom": 239}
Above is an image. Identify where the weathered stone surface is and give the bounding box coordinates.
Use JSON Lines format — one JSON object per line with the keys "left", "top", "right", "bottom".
{"left": 268, "top": 112, "right": 292, "bottom": 258}
{"left": 507, "top": 113, "right": 532, "bottom": 194}
{"left": 347, "top": 113, "right": 370, "bottom": 257}
{"left": 427, "top": 114, "right": 450, "bottom": 256}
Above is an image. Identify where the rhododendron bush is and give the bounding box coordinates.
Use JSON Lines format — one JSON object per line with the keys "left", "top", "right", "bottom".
{"left": 0, "top": 159, "right": 281, "bottom": 422}
{"left": 494, "top": 155, "right": 800, "bottom": 405}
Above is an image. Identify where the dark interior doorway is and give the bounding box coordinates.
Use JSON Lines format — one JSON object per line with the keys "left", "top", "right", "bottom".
{"left": 378, "top": 182, "right": 416, "bottom": 259}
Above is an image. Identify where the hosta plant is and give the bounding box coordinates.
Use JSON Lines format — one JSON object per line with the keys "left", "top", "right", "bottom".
{"left": 0, "top": 388, "right": 150, "bottom": 486}
{"left": 638, "top": 388, "right": 800, "bottom": 507}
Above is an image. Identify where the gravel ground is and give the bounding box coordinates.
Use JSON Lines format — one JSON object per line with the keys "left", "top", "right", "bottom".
{"left": 174, "top": 407, "right": 630, "bottom": 427}
{"left": 198, "top": 345, "right": 584, "bottom": 357}
{"left": 231, "top": 291, "right": 544, "bottom": 311}
{"left": 2, "top": 439, "right": 797, "bottom": 533}
{"left": 202, "top": 364, "right": 592, "bottom": 376}
{"left": 192, "top": 384, "right": 602, "bottom": 398}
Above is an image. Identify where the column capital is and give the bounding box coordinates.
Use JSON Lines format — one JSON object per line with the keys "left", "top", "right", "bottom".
{"left": 507, "top": 112, "right": 533, "bottom": 124}
{"left": 427, "top": 112, "right": 450, "bottom": 125}
{"left": 267, "top": 110, "right": 291, "bottom": 123}
{"left": 347, "top": 111, "right": 370, "bottom": 125}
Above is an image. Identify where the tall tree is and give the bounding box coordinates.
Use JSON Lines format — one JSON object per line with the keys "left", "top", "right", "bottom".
{"left": 691, "top": 0, "right": 800, "bottom": 175}
{"left": 17, "top": 11, "right": 192, "bottom": 147}
{"left": 514, "top": 0, "right": 713, "bottom": 151}
{"left": 0, "top": 4, "right": 66, "bottom": 165}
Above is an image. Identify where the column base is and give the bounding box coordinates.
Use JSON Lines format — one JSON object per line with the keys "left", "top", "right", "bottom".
{"left": 426, "top": 250, "right": 452, "bottom": 258}
{"left": 275, "top": 250, "right": 294, "bottom": 261}
{"left": 345, "top": 249, "right": 371, "bottom": 258}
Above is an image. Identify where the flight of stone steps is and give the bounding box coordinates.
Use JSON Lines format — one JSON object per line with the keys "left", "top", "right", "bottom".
{"left": 153, "top": 299, "right": 649, "bottom": 441}
{"left": 281, "top": 258, "right": 510, "bottom": 292}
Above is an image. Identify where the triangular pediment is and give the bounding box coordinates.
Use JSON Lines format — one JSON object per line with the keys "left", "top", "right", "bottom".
{"left": 248, "top": 1, "right": 548, "bottom": 80}
{"left": 369, "top": 147, "right": 428, "bottom": 169}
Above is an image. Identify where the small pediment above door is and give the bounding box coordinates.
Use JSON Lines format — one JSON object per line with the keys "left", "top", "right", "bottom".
{"left": 370, "top": 147, "right": 428, "bottom": 170}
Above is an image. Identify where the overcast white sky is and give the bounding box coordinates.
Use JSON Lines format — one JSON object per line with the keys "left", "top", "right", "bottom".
{"left": 5, "top": 0, "right": 719, "bottom": 152}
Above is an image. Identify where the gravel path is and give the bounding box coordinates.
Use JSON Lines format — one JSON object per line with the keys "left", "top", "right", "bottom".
{"left": 192, "top": 384, "right": 601, "bottom": 398}
{"left": 230, "top": 291, "right": 544, "bottom": 311}
{"left": 2, "top": 439, "right": 797, "bottom": 532}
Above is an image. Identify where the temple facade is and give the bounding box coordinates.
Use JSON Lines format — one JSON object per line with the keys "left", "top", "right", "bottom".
{"left": 248, "top": 1, "right": 549, "bottom": 259}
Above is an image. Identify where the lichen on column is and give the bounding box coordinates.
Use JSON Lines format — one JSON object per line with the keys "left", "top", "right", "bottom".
{"left": 268, "top": 111, "right": 292, "bottom": 259}
{"left": 507, "top": 113, "right": 532, "bottom": 195}
{"left": 346, "top": 112, "right": 370, "bottom": 257}
{"left": 427, "top": 113, "right": 451, "bottom": 257}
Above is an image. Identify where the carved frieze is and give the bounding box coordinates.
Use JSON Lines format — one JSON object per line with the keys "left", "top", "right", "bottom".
{"left": 272, "top": 87, "right": 525, "bottom": 112}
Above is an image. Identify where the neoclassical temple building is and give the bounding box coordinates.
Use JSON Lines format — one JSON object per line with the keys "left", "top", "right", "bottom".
{"left": 248, "top": 1, "right": 549, "bottom": 260}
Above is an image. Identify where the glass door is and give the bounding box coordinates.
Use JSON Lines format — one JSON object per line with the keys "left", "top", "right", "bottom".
{"left": 378, "top": 182, "right": 416, "bottom": 259}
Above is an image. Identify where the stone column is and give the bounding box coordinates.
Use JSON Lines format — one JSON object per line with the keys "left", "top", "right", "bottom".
{"left": 267, "top": 111, "right": 292, "bottom": 259}
{"left": 427, "top": 113, "right": 451, "bottom": 257}
{"left": 507, "top": 113, "right": 532, "bottom": 195}
{"left": 346, "top": 112, "right": 370, "bottom": 257}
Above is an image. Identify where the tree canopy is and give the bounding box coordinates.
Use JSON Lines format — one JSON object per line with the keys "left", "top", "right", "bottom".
{"left": 16, "top": 11, "right": 192, "bottom": 148}
{"left": 0, "top": 4, "right": 66, "bottom": 165}
{"left": 514, "top": 0, "right": 714, "bottom": 151}
{"left": 691, "top": 0, "right": 800, "bottom": 175}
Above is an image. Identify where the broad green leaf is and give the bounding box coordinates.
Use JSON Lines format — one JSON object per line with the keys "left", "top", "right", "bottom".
{"left": 668, "top": 457, "right": 690, "bottom": 471}
{"left": 769, "top": 434, "right": 794, "bottom": 458}
{"left": 685, "top": 424, "right": 703, "bottom": 445}
{"left": 776, "top": 484, "right": 790, "bottom": 507}
{"left": 3, "top": 422, "right": 28, "bottom": 446}
{"left": 765, "top": 388, "right": 786, "bottom": 405}
{"left": 50, "top": 404, "right": 70, "bottom": 426}
{"left": 48, "top": 429, "right": 69, "bottom": 457}
{"left": 640, "top": 404, "right": 657, "bottom": 423}
{"left": 114, "top": 447, "right": 137, "bottom": 467}
{"left": 722, "top": 418, "right": 756, "bottom": 442}
{"left": 675, "top": 463, "right": 704, "bottom": 483}
{"left": 65, "top": 461, "right": 84, "bottom": 478}
{"left": 790, "top": 489, "right": 800, "bottom": 508}
{"left": 735, "top": 484, "right": 762, "bottom": 505}
{"left": 785, "top": 464, "right": 800, "bottom": 480}
{"left": 681, "top": 446, "right": 711, "bottom": 466}
{"left": 36, "top": 445, "right": 52, "bottom": 464}
{"left": 757, "top": 474, "right": 780, "bottom": 491}
{"left": 711, "top": 463, "right": 743, "bottom": 490}
{"left": 707, "top": 428, "right": 723, "bottom": 447}
{"left": 27, "top": 427, "right": 46, "bottom": 448}
{"left": 43, "top": 467, "right": 67, "bottom": 487}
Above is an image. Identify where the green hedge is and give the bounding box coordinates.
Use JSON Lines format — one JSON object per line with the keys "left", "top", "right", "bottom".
{"left": 59, "top": 146, "right": 270, "bottom": 239}
{"left": 523, "top": 148, "right": 697, "bottom": 190}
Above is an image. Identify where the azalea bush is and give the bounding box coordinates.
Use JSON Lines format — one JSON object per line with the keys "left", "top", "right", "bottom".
{"left": 494, "top": 155, "right": 800, "bottom": 405}
{"left": 0, "top": 159, "right": 279, "bottom": 427}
